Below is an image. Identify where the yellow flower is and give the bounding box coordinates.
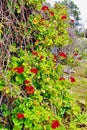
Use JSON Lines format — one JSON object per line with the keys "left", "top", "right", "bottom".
{"left": 33, "top": 18, "right": 38, "bottom": 24}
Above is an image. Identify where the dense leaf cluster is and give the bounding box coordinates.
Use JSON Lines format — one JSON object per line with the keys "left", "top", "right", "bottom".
{"left": 0, "top": 0, "right": 83, "bottom": 130}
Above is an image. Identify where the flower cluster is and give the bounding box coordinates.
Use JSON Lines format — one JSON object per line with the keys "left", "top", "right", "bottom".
{"left": 77, "top": 57, "right": 81, "bottom": 60}
{"left": 24, "top": 80, "right": 30, "bottom": 84}
{"left": 74, "top": 53, "right": 78, "bottom": 56}
{"left": 40, "top": 55, "right": 44, "bottom": 60}
{"left": 41, "top": 5, "right": 49, "bottom": 11}
{"left": 53, "top": 55, "right": 57, "bottom": 62}
{"left": 17, "top": 113, "right": 24, "bottom": 119}
{"left": 61, "top": 15, "right": 67, "bottom": 20}
{"left": 51, "top": 120, "right": 60, "bottom": 129}
{"left": 74, "top": 53, "right": 82, "bottom": 60}
{"left": 70, "top": 19, "right": 74, "bottom": 23}
{"left": 70, "top": 76, "right": 76, "bottom": 82}
{"left": 49, "top": 11, "right": 54, "bottom": 16}
{"left": 32, "top": 51, "right": 38, "bottom": 56}
{"left": 30, "top": 67, "right": 38, "bottom": 74}
{"left": 59, "top": 52, "right": 67, "bottom": 58}
{"left": 41, "top": 5, "right": 54, "bottom": 16}
{"left": 13, "top": 66, "right": 38, "bottom": 75}
{"left": 25, "top": 85, "right": 35, "bottom": 95}
{"left": 59, "top": 76, "right": 76, "bottom": 82}
{"left": 14, "top": 66, "right": 24, "bottom": 74}
{"left": 59, "top": 77, "right": 65, "bottom": 81}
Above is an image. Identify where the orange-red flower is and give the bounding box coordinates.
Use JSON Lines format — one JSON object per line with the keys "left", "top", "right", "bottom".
{"left": 41, "top": 6, "right": 49, "bottom": 11}
{"left": 59, "top": 77, "right": 65, "bottom": 81}
{"left": 59, "top": 52, "right": 67, "bottom": 58}
{"left": 40, "top": 55, "right": 44, "bottom": 60}
{"left": 49, "top": 11, "right": 54, "bottom": 16}
{"left": 25, "top": 85, "right": 35, "bottom": 94}
{"left": 14, "top": 66, "right": 24, "bottom": 74}
{"left": 32, "top": 51, "right": 38, "bottom": 56}
{"left": 61, "top": 15, "right": 67, "bottom": 20}
{"left": 74, "top": 53, "right": 78, "bottom": 56}
{"left": 17, "top": 113, "right": 24, "bottom": 119}
{"left": 51, "top": 120, "right": 60, "bottom": 129}
{"left": 70, "top": 76, "right": 76, "bottom": 82}
{"left": 77, "top": 57, "right": 81, "bottom": 60}
{"left": 30, "top": 68, "right": 38, "bottom": 74}
{"left": 40, "top": 18, "right": 44, "bottom": 25}
{"left": 53, "top": 55, "right": 57, "bottom": 62}
{"left": 70, "top": 19, "right": 74, "bottom": 23}
{"left": 24, "top": 80, "right": 30, "bottom": 84}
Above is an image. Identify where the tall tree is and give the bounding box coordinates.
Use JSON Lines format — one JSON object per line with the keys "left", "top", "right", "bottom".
{"left": 62, "top": 0, "right": 81, "bottom": 22}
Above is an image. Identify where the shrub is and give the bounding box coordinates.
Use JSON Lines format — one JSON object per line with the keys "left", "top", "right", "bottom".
{"left": 0, "top": 0, "right": 80, "bottom": 130}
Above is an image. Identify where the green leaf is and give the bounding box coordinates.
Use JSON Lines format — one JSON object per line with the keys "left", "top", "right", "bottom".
{"left": 29, "top": 15, "right": 34, "bottom": 23}
{"left": 3, "top": 110, "right": 10, "bottom": 116}
{"left": 0, "top": 85, "right": 4, "bottom": 91}
{"left": 0, "top": 79, "right": 5, "bottom": 90}
{"left": 24, "top": 120, "right": 32, "bottom": 128}
{"left": 15, "top": 3, "right": 19, "bottom": 9}
{"left": 17, "top": 9, "right": 21, "bottom": 13}
{"left": 39, "top": 25, "right": 46, "bottom": 32}
{"left": 13, "top": 125, "right": 23, "bottom": 130}
{"left": 16, "top": 74, "right": 24, "bottom": 84}
{"left": 9, "top": 45, "right": 17, "bottom": 52}
{"left": 57, "top": 125, "right": 66, "bottom": 130}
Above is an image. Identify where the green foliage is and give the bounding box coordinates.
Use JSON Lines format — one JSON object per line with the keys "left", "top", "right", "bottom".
{"left": 0, "top": 0, "right": 86, "bottom": 130}
{"left": 0, "top": 77, "right": 5, "bottom": 91}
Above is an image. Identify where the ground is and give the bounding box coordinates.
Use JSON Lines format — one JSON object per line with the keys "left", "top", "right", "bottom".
{"left": 71, "top": 59, "right": 87, "bottom": 105}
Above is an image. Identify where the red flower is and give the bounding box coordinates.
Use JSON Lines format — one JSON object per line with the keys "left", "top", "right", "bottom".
{"left": 41, "top": 6, "right": 49, "bottom": 11}
{"left": 49, "top": 11, "right": 54, "bottom": 16}
{"left": 59, "top": 77, "right": 65, "bottom": 81}
{"left": 40, "top": 18, "right": 44, "bottom": 25}
{"left": 32, "top": 51, "right": 38, "bottom": 56}
{"left": 30, "top": 68, "right": 38, "bottom": 74}
{"left": 40, "top": 55, "right": 44, "bottom": 60}
{"left": 61, "top": 15, "right": 67, "bottom": 20}
{"left": 53, "top": 55, "right": 57, "bottom": 62}
{"left": 24, "top": 80, "right": 30, "bottom": 84}
{"left": 51, "top": 120, "right": 60, "bottom": 129}
{"left": 70, "top": 19, "right": 74, "bottom": 23}
{"left": 74, "top": 53, "right": 78, "bottom": 56}
{"left": 59, "top": 52, "right": 67, "bottom": 58}
{"left": 14, "top": 66, "right": 24, "bottom": 74}
{"left": 77, "top": 57, "right": 81, "bottom": 60}
{"left": 70, "top": 76, "right": 76, "bottom": 82}
{"left": 17, "top": 113, "right": 24, "bottom": 119}
{"left": 25, "top": 85, "right": 35, "bottom": 94}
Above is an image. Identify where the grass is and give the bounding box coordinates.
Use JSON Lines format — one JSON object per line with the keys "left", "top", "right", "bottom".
{"left": 62, "top": 57, "right": 87, "bottom": 130}
{"left": 71, "top": 60, "right": 87, "bottom": 105}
